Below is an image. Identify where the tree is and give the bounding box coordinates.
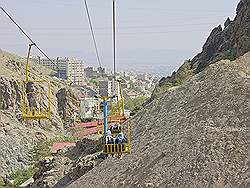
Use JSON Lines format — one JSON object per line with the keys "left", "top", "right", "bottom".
{"left": 125, "top": 96, "right": 147, "bottom": 114}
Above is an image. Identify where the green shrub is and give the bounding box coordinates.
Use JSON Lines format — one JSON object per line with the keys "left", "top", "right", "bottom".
{"left": 125, "top": 96, "right": 148, "bottom": 114}
{"left": 174, "top": 79, "right": 184, "bottom": 86}
{"left": 81, "top": 118, "right": 95, "bottom": 123}
{"left": 110, "top": 104, "right": 118, "bottom": 116}
{"left": 62, "top": 136, "right": 79, "bottom": 143}
{"left": 152, "top": 60, "right": 194, "bottom": 99}
{"left": 32, "top": 139, "right": 52, "bottom": 162}
{"left": 9, "top": 166, "right": 36, "bottom": 186}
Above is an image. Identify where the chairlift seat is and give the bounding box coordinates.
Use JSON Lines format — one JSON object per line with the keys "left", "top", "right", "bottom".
{"left": 103, "top": 143, "right": 130, "bottom": 154}
{"left": 21, "top": 80, "right": 51, "bottom": 120}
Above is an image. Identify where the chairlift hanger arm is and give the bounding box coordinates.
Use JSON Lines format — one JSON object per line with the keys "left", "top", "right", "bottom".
{"left": 26, "top": 43, "right": 35, "bottom": 82}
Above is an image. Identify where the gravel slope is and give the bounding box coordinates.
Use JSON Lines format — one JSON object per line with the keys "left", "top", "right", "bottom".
{"left": 69, "top": 52, "right": 250, "bottom": 188}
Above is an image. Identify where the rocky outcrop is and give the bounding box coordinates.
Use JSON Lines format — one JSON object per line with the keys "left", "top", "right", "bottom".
{"left": 31, "top": 138, "right": 104, "bottom": 187}
{"left": 71, "top": 138, "right": 103, "bottom": 158}
{"left": 192, "top": 0, "right": 249, "bottom": 73}
{"left": 224, "top": 17, "right": 232, "bottom": 28}
{"left": 56, "top": 88, "right": 81, "bottom": 128}
{"left": 53, "top": 153, "right": 105, "bottom": 188}
{"left": 0, "top": 116, "right": 35, "bottom": 176}
{"left": 56, "top": 88, "right": 68, "bottom": 121}
{"left": 152, "top": 0, "right": 249, "bottom": 99}
{"left": 69, "top": 53, "right": 249, "bottom": 187}
{"left": 0, "top": 77, "right": 22, "bottom": 113}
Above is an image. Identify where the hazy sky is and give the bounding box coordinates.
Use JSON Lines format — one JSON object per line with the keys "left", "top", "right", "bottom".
{"left": 0, "top": 0, "right": 239, "bottom": 75}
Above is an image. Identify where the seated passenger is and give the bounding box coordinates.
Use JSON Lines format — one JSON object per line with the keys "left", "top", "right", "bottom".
{"left": 110, "top": 123, "right": 115, "bottom": 132}
{"left": 116, "top": 123, "right": 121, "bottom": 132}
{"left": 106, "top": 130, "right": 114, "bottom": 144}
{"left": 115, "top": 131, "right": 124, "bottom": 144}
{"left": 111, "top": 123, "right": 121, "bottom": 133}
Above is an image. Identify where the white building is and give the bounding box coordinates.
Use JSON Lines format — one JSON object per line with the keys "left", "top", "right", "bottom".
{"left": 67, "top": 58, "right": 85, "bottom": 85}
{"left": 32, "top": 56, "right": 85, "bottom": 85}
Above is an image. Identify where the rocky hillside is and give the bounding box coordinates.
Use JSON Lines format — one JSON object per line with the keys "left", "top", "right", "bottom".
{"left": 0, "top": 49, "right": 64, "bottom": 176}
{"left": 69, "top": 52, "right": 249, "bottom": 187}
{"left": 152, "top": 0, "right": 249, "bottom": 99}
{"left": 31, "top": 138, "right": 104, "bottom": 187}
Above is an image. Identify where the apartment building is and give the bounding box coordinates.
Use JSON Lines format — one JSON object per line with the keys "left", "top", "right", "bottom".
{"left": 67, "top": 58, "right": 85, "bottom": 85}
{"left": 32, "top": 56, "right": 85, "bottom": 85}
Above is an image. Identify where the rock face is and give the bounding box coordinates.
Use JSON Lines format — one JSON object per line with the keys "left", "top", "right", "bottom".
{"left": 56, "top": 88, "right": 68, "bottom": 121}
{"left": 0, "top": 77, "right": 21, "bottom": 112}
{"left": 69, "top": 53, "right": 249, "bottom": 188}
{"left": 153, "top": 0, "right": 249, "bottom": 99}
{"left": 192, "top": 0, "right": 249, "bottom": 73}
{"left": 56, "top": 88, "right": 80, "bottom": 125}
{"left": 31, "top": 138, "right": 104, "bottom": 187}
{"left": 0, "top": 115, "right": 35, "bottom": 176}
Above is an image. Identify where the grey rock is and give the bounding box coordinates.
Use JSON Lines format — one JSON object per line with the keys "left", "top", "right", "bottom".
{"left": 224, "top": 17, "right": 232, "bottom": 28}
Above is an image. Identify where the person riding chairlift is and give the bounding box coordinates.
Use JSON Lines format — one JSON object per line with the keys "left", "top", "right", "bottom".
{"left": 106, "top": 129, "right": 114, "bottom": 144}
{"left": 116, "top": 123, "right": 121, "bottom": 132}
{"left": 110, "top": 123, "right": 121, "bottom": 133}
{"left": 110, "top": 123, "right": 115, "bottom": 132}
{"left": 115, "top": 131, "right": 124, "bottom": 144}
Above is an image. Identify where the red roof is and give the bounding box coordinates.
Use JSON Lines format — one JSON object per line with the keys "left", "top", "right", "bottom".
{"left": 72, "top": 127, "right": 101, "bottom": 138}
{"left": 79, "top": 121, "right": 99, "bottom": 127}
{"left": 66, "top": 121, "right": 99, "bottom": 130}
{"left": 51, "top": 142, "right": 76, "bottom": 154}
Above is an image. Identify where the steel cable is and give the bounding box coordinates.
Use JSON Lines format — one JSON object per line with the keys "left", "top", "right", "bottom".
{"left": 83, "top": 0, "right": 102, "bottom": 68}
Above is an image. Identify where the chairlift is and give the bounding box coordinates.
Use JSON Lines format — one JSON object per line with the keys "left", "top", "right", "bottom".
{"left": 21, "top": 44, "right": 51, "bottom": 120}
{"left": 103, "top": 121, "right": 131, "bottom": 158}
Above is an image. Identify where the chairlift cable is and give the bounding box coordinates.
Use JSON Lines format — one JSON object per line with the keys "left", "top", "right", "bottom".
{"left": 0, "top": 7, "right": 56, "bottom": 68}
{"left": 83, "top": 0, "right": 102, "bottom": 68}
{"left": 0, "top": 7, "right": 75, "bottom": 118}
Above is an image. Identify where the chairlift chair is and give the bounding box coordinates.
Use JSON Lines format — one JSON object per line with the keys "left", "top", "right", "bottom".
{"left": 103, "top": 122, "right": 131, "bottom": 158}
{"left": 21, "top": 44, "right": 51, "bottom": 120}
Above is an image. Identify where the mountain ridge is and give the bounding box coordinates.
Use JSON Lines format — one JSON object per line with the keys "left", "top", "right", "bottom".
{"left": 152, "top": 0, "right": 249, "bottom": 99}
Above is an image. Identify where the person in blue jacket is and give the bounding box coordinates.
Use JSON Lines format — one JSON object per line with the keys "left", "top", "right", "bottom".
{"left": 106, "top": 129, "right": 114, "bottom": 144}
{"left": 115, "top": 131, "right": 124, "bottom": 144}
